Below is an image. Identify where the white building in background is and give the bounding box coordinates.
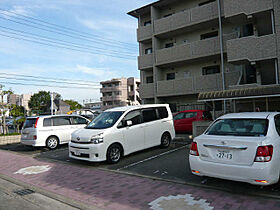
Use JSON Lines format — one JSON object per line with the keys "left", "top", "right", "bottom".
{"left": 7, "top": 93, "right": 32, "bottom": 111}
{"left": 19, "top": 93, "right": 32, "bottom": 111}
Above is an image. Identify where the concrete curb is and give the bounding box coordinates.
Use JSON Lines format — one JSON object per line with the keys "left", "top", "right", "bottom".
{"left": 0, "top": 174, "right": 99, "bottom": 210}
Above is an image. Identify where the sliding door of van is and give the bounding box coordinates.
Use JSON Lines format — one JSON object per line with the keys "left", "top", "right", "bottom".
{"left": 120, "top": 110, "right": 145, "bottom": 154}
{"left": 142, "top": 108, "right": 161, "bottom": 149}
{"left": 52, "top": 116, "right": 72, "bottom": 143}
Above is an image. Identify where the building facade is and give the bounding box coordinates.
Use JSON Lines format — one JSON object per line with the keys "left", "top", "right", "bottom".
{"left": 128, "top": 0, "right": 280, "bottom": 114}
{"left": 18, "top": 94, "right": 32, "bottom": 111}
{"left": 100, "top": 77, "right": 141, "bottom": 110}
{"left": 7, "top": 94, "right": 20, "bottom": 106}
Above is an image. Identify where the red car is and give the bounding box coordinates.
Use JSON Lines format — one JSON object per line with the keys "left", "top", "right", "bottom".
{"left": 173, "top": 110, "right": 212, "bottom": 133}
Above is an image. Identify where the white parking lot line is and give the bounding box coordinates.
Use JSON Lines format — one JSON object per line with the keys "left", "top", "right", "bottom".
{"left": 117, "top": 145, "right": 188, "bottom": 171}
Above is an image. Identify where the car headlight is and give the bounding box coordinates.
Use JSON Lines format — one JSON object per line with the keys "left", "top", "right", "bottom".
{"left": 91, "top": 133, "right": 104, "bottom": 144}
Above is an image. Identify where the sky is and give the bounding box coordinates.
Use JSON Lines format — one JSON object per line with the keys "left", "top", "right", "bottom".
{"left": 0, "top": 0, "right": 153, "bottom": 104}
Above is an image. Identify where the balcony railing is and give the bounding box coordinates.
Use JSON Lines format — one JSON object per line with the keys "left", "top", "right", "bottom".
{"left": 138, "top": 53, "right": 153, "bottom": 70}
{"left": 137, "top": 25, "right": 152, "bottom": 42}
{"left": 156, "top": 37, "right": 221, "bottom": 66}
{"left": 157, "top": 72, "right": 241, "bottom": 97}
{"left": 154, "top": 1, "right": 218, "bottom": 35}
{"left": 227, "top": 34, "right": 277, "bottom": 63}
{"left": 139, "top": 83, "right": 154, "bottom": 99}
{"left": 224, "top": 0, "right": 273, "bottom": 18}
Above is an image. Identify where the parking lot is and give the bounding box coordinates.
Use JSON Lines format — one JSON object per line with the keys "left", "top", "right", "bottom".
{"left": 0, "top": 135, "right": 280, "bottom": 200}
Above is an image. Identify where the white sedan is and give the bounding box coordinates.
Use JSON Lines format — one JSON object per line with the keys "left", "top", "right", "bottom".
{"left": 189, "top": 112, "right": 280, "bottom": 185}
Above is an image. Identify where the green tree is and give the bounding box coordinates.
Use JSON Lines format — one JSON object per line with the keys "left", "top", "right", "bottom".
{"left": 0, "top": 87, "right": 13, "bottom": 134}
{"left": 64, "top": 100, "right": 82, "bottom": 110}
{"left": 10, "top": 105, "right": 25, "bottom": 117}
{"left": 28, "top": 91, "right": 51, "bottom": 114}
{"left": 10, "top": 104, "right": 25, "bottom": 132}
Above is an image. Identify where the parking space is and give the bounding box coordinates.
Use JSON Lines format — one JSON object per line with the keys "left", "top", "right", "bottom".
{"left": 1, "top": 134, "right": 280, "bottom": 200}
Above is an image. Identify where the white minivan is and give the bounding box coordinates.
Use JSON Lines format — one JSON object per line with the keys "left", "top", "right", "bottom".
{"left": 21, "top": 115, "right": 90, "bottom": 149}
{"left": 69, "top": 104, "right": 175, "bottom": 163}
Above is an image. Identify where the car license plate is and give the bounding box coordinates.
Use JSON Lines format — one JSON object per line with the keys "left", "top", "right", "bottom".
{"left": 74, "top": 150, "right": 81, "bottom": 156}
{"left": 22, "top": 135, "right": 27, "bottom": 139}
{"left": 216, "top": 150, "right": 233, "bottom": 160}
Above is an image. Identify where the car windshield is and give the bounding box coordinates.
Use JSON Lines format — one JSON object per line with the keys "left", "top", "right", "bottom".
{"left": 86, "top": 111, "right": 124, "bottom": 129}
{"left": 205, "top": 118, "right": 268, "bottom": 137}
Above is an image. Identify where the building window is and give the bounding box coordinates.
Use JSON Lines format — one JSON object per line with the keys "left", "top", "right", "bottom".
{"left": 115, "top": 91, "right": 121, "bottom": 95}
{"left": 144, "top": 20, "right": 151, "bottom": 26}
{"left": 165, "top": 43, "right": 174, "bottom": 48}
{"left": 198, "top": 0, "right": 216, "bottom": 6}
{"left": 146, "top": 76, "right": 153, "bottom": 84}
{"left": 145, "top": 48, "right": 153, "bottom": 54}
{"left": 202, "top": 65, "right": 220, "bottom": 75}
{"left": 240, "top": 24, "right": 254, "bottom": 38}
{"left": 166, "top": 73, "right": 175, "bottom": 80}
{"left": 184, "top": 71, "right": 191, "bottom": 78}
{"left": 200, "top": 31, "right": 218, "bottom": 40}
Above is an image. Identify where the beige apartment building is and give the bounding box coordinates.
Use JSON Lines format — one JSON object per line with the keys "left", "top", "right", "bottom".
{"left": 100, "top": 77, "right": 141, "bottom": 110}
{"left": 128, "top": 0, "right": 280, "bottom": 114}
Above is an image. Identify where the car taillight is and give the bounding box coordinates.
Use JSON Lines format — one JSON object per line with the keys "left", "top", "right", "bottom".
{"left": 34, "top": 117, "right": 39, "bottom": 128}
{"left": 255, "top": 145, "right": 273, "bottom": 162}
{"left": 33, "top": 135, "right": 37, "bottom": 140}
{"left": 190, "top": 142, "right": 199, "bottom": 156}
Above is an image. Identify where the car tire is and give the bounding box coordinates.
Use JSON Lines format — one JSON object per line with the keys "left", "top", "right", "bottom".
{"left": 106, "top": 144, "right": 122, "bottom": 164}
{"left": 46, "top": 136, "right": 59, "bottom": 150}
{"left": 161, "top": 132, "right": 171, "bottom": 148}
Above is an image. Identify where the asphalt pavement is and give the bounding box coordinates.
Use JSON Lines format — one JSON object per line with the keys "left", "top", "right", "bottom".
{"left": 1, "top": 134, "right": 280, "bottom": 203}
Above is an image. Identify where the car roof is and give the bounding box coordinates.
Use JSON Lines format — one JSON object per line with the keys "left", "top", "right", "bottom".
{"left": 105, "top": 104, "right": 169, "bottom": 112}
{"left": 219, "top": 112, "right": 280, "bottom": 119}
{"left": 26, "top": 114, "right": 85, "bottom": 119}
{"left": 178, "top": 109, "right": 206, "bottom": 113}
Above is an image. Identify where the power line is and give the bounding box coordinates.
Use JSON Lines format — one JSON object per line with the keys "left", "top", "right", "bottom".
{"left": 0, "top": 8, "right": 136, "bottom": 48}
{"left": 0, "top": 72, "right": 101, "bottom": 84}
{"left": 0, "top": 81, "right": 101, "bottom": 90}
{"left": 0, "top": 76, "right": 101, "bottom": 87}
{"left": 0, "top": 26, "right": 137, "bottom": 57}
{"left": 0, "top": 32, "right": 136, "bottom": 60}
{"left": 0, "top": 14, "right": 137, "bottom": 51}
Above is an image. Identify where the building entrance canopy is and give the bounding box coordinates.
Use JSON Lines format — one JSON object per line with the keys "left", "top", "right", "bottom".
{"left": 198, "top": 85, "right": 280, "bottom": 101}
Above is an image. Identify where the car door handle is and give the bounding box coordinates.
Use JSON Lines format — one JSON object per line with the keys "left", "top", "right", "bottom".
{"left": 203, "top": 144, "right": 248, "bottom": 150}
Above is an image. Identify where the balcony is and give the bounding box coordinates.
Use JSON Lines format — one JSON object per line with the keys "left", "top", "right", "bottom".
{"left": 224, "top": 0, "right": 273, "bottom": 18}
{"left": 101, "top": 95, "right": 123, "bottom": 101}
{"left": 154, "top": 2, "right": 218, "bottom": 36}
{"left": 139, "top": 83, "right": 154, "bottom": 99}
{"left": 137, "top": 25, "right": 152, "bottom": 42}
{"left": 138, "top": 53, "right": 153, "bottom": 70}
{"left": 157, "top": 72, "right": 241, "bottom": 97}
{"left": 227, "top": 34, "right": 277, "bottom": 63}
{"left": 156, "top": 37, "right": 222, "bottom": 66}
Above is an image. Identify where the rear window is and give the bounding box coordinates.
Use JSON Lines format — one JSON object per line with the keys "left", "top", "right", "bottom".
{"left": 157, "top": 107, "right": 168, "bottom": 119}
{"left": 23, "top": 118, "right": 37, "bottom": 128}
{"left": 205, "top": 118, "right": 268, "bottom": 137}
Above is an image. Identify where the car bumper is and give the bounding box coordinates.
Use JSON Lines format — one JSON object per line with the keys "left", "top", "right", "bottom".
{"left": 69, "top": 142, "right": 106, "bottom": 162}
{"left": 189, "top": 156, "right": 279, "bottom": 185}
{"left": 21, "top": 139, "right": 43, "bottom": 147}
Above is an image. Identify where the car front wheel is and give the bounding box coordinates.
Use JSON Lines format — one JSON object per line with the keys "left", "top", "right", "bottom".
{"left": 107, "top": 144, "right": 122, "bottom": 164}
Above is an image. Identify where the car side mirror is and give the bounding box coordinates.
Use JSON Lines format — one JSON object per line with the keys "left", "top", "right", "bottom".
{"left": 126, "top": 120, "right": 133, "bottom": 126}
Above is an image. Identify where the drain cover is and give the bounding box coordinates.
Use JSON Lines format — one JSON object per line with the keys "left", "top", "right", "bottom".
{"left": 14, "top": 189, "right": 35, "bottom": 196}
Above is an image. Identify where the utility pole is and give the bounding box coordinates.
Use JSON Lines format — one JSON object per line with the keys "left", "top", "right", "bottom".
{"left": 217, "top": 0, "right": 226, "bottom": 113}
{"left": 51, "top": 92, "right": 54, "bottom": 115}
